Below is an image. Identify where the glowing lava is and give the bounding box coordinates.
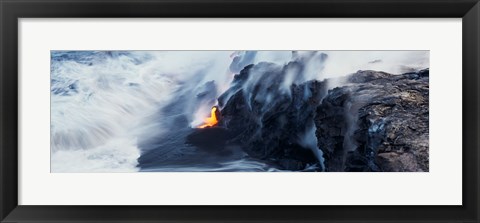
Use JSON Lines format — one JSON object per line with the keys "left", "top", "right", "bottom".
{"left": 198, "top": 107, "right": 219, "bottom": 128}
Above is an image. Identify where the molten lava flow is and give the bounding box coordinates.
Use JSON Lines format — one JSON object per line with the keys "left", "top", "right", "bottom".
{"left": 198, "top": 107, "right": 219, "bottom": 128}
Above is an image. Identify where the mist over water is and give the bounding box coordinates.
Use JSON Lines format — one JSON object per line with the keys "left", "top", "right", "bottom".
{"left": 50, "top": 50, "right": 428, "bottom": 172}
{"left": 51, "top": 51, "right": 232, "bottom": 172}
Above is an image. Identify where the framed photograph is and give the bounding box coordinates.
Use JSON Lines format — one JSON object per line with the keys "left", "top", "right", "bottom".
{"left": 1, "top": 0, "right": 479, "bottom": 222}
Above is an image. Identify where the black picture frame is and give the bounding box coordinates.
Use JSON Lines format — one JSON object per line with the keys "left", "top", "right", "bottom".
{"left": 1, "top": 0, "right": 479, "bottom": 222}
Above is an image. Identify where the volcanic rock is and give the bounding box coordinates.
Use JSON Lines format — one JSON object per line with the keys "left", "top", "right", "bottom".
{"left": 316, "top": 69, "right": 429, "bottom": 171}
{"left": 218, "top": 61, "right": 328, "bottom": 171}
{"left": 218, "top": 55, "right": 429, "bottom": 172}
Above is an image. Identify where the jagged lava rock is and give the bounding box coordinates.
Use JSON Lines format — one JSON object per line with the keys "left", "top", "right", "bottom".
{"left": 218, "top": 60, "right": 329, "bottom": 171}
{"left": 217, "top": 51, "right": 429, "bottom": 172}
{"left": 315, "top": 69, "right": 429, "bottom": 171}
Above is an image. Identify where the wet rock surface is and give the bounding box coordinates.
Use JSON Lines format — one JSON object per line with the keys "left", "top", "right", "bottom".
{"left": 218, "top": 60, "right": 328, "bottom": 171}
{"left": 218, "top": 59, "right": 429, "bottom": 171}
{"left": 316, "top": 69, "right": 429, "bottom": 172}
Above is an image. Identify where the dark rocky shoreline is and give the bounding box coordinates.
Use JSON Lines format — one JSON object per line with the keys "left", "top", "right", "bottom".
{"left": 316, "top": 69, "right": 429, "bottom": 172}
{"left": 215, "top": 59, "right": 429, "bottom": 172}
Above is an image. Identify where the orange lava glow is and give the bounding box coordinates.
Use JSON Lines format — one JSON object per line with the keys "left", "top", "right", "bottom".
{"left": 198, "top": 107, "right": 219, "bottom": 128}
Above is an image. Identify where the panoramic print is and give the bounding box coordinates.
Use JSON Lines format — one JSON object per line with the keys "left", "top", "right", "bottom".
{"left": 51, "top": 51, "right": 429, "bottom": 172}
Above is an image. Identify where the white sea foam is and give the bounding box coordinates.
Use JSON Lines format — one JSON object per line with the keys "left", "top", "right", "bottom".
{"left": 51, "top": 51, "right": 233, "bottom": 172}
